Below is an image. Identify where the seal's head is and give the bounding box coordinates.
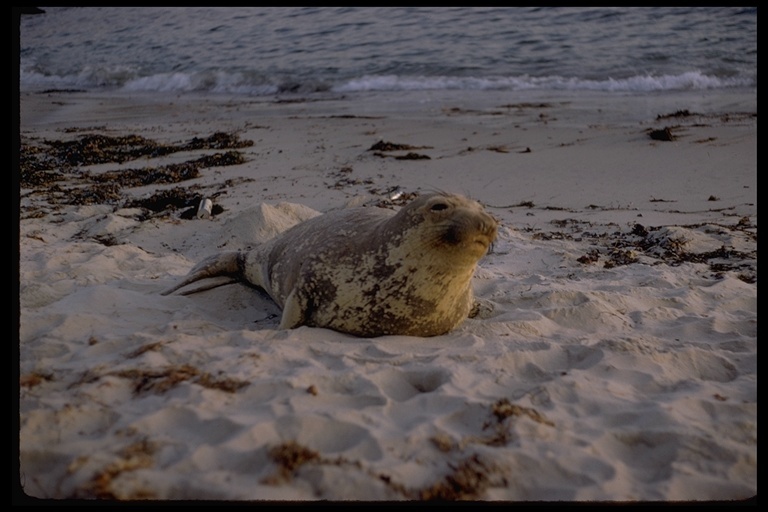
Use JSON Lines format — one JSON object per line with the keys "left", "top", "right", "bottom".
{"left": 389, "top": 192, "right": 498, "bottom": 266}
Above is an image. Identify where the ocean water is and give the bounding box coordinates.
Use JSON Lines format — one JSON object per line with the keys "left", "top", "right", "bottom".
{"left": 19, "top": 6, "right": 756, "bottom": 97}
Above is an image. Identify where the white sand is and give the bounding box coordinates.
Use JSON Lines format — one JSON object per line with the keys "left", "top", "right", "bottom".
{"left": 17, "top": 88, "right": 756, "bottom": 501}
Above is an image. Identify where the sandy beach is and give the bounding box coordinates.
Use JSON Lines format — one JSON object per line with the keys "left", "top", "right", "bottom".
{"left": 17, "top": 88, "right": 756, "bottom": 501}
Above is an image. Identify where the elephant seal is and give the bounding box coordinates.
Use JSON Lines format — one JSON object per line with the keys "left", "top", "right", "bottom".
{"left": 162, "top": 193, "right": 498, "bottom": 337}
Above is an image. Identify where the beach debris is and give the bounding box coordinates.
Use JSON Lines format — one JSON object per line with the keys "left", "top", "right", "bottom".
{"left": 108, "top": 364, "right": 249, "bottom": 395}
{"left": 656, "top": 109, "right": 696, "bottom": 119}
{"left": 371, "top": 150, "right": 432, "bottom": 160}
{"left": 652, "top": 110, "right": 755, "bottom": 128}
{"left": 648, "top": 127, "right": 676, "bottom": 141}
{"left": 21, "top": 132, "right": 249, "bottom": 215}
{"left": 367, "top": 186, "right": 420, "bottom": 207}
{"left": 498, "top": 102, "right": 553, "bottom": 109}
{"left": 430, "top": 433, "right": 457, "bottom": 453}
{"left": 573, "top": 222, "right": 757, "bottom": 281}
{"left": 388, "top": 188, "right": 404, "bottom": 201}
{"left": 20, "top": 131, "right": 252, "bottom": 187}
{"left": 131, "top": 188, "right": 199, "bottom": 213}
{"left": 90, "top": 151, "right": 246, "bottom": 188}
{"left": 19, "top": 143, "right": 65, "bottom": 186}
{"left": 197, "top": 198, "right": 214, "bottom": 219}
{"left": 485, "top": 200, "right": 535, "bottom": 209}
{"left": 72, "top": 438, "right": 158, "bottom": 499}
{"left": 490, "top": 398, "right": 554, "bottom": 427}
{"left": 262, "top": 441, "right": 321, "bottom": 484}
{"left": 463, "top": 144, "right": 525, "bottom": 154}
{"left": 20, "top": 372, "right": 54, "bottom": 388}
{"left": 631, "top": 223, "right": 649, "bottom": 237}
{"left": 367, "top": 140, "right": 429, "bottom": 152}
{"left": 603, "top": 248, "right": 639, "bottom": 268}
{"left": 463, "top": 398, "right": 556, "bottom": 448}
{"left": 393, "top": 152, "right": 431, "bottom": 160}
{"left": 577, "top": 249, "right": 601, "bottom": 265}
{"left": 368, "top": 140, "right": 432, "bottom": 159}
{"left": 416, "top": 455, "right": 504, "bottom": 501}
{"left": 125, "top": 187, "right": 208, "bottom": 217}
{"left": 61, "top": 182, "right": 124, "bottom": 206}
{"left": 261, "top": 439, "right": 506, "bottom": 501}
{"left": 38, "top": 132, "right": 250, "bottom": 167}
{"left": 327, "top": 166, "right": 374, "bottom": 189}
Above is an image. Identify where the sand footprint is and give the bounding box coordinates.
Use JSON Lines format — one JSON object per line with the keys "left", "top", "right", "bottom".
{"left": 492, "top": 344, "right": 604, "bottom": 382}
{"left": 273, "top": 414, "right": 383, "bottom": 459}
{"left": 537, "top": 290, "right": 631, "bottom": 332}
{"left": 652, "top": 348, "right": 738, "bottom": 383}
{"left": 370, "top": 366, "right": 451, "bottom": 402}
{"left": 288, "top": 371, "right": 388, "bottom": 410}
{"left": 130, "top": 405, "right": 244, "bottom": 446}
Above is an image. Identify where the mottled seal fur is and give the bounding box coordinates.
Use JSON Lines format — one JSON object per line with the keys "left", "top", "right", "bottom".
{"left": 162, "top": 193, "right": 498, "bottom": 337}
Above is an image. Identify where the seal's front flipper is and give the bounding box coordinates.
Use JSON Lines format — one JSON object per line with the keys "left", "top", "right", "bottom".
{"left": 160, "top": 251, "right": 242, "bottom": 296}
{"left": 278, "top": 288, "right": 308, "bottom": 330}
{"left": 167, "top": 276, "right": 240, "bottom": 296}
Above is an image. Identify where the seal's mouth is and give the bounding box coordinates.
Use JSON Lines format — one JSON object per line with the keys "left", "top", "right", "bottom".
{"left": 471, "top": 235, "right": 493, "bottom": 251}
{"left": 472, "top": 221, "right": 497, "bottom": 249}
{"left": 441, "top": 227, "right": 495, "bottom": 249}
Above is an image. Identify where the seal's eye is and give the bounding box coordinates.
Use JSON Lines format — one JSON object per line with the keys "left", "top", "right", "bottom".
{"left": 430, "top": 203, "right": 449, "bottom": 211}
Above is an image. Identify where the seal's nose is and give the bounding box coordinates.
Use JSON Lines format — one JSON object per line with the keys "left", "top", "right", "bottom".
{"left": 479, "top": 214, "right": 499, "bottom": 240}
{"left": 470, "top": 215, "right": 498, "bottom": 251}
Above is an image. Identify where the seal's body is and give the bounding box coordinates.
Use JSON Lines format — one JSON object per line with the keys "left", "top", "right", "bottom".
{"left": 162, "top": 193, "right": 497, "bottom": 337}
